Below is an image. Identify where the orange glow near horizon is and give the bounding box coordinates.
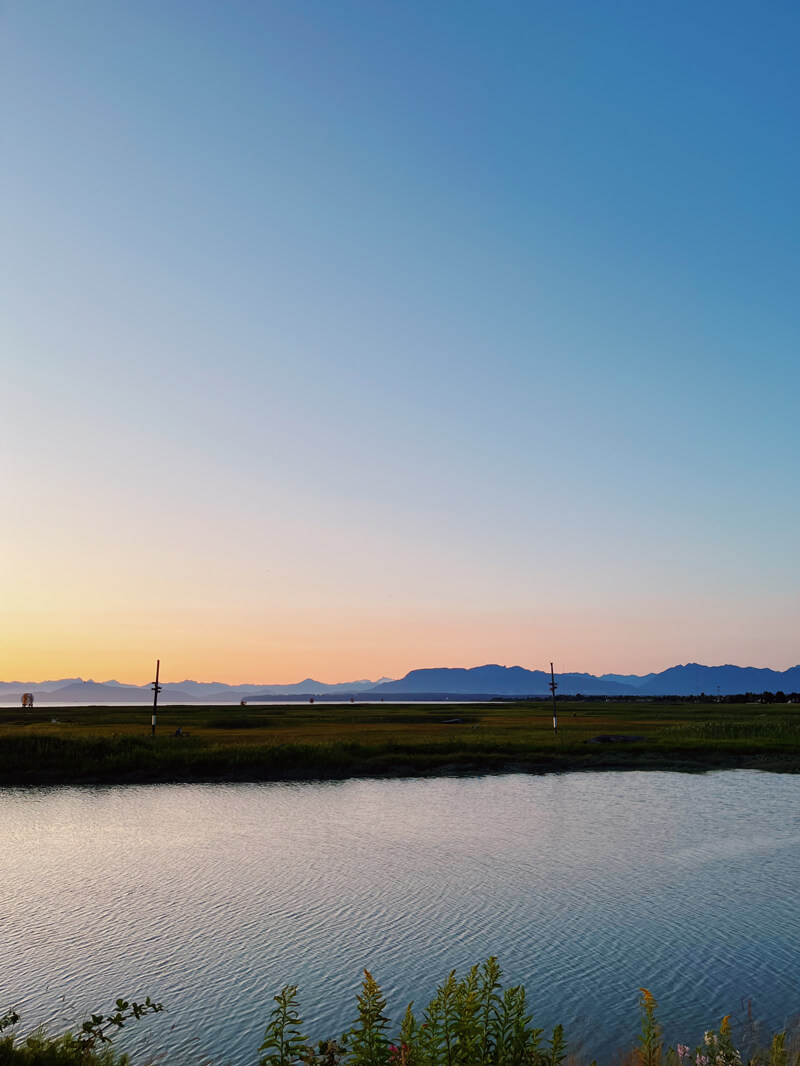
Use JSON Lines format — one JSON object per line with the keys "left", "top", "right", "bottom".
{"left": 3, "top": 598, "right": 799, "bottom": 685}
{"left": 4, "top": 3, "right": 800, "bottom": 697}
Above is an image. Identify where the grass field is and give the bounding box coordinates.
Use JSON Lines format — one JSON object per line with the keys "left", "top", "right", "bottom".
{"left": 2, "top": 699, "right": 800, "bottom": 784}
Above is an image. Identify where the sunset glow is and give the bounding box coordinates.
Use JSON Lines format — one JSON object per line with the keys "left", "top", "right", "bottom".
{"left": 3, "top": 3, "right": 799, "bottom": 685}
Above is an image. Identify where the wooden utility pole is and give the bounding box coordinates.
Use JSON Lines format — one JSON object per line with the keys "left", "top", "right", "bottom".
{"left": 151, "top": 659, "right": 162, "bottom": 738}
{"left": 549, "top": 662, "right": 558, "bottom": 733}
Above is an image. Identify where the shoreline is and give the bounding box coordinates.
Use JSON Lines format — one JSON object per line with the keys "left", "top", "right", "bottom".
{"left": 3, "top": 749, "right": 800, "bottom": 787}
{"left": 3, "top": 700, "right": 799, "bottom": 786}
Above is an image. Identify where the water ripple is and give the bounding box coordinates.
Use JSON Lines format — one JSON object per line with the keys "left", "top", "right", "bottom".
{"left": 2, "top": 772, "right": 800, "bottom": 1065}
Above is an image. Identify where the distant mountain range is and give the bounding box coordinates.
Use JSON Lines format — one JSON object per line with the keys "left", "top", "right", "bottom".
{"left": 371, "top": 663, "right": 800, "bottom": 697}
{"left": 2, "top": 663, "right": 799, "bottom": 703}
{"left": 0, "top": 676, "right": 393, "bottom": 703}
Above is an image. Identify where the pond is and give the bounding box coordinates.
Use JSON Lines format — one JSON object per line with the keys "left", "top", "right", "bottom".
{"left": 2, "top": 771, "right": 799, "bottom": 1064}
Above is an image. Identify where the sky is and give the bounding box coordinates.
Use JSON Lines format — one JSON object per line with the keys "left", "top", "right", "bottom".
{"left": 2, "top": 2, "right": 799, "bottom": 685}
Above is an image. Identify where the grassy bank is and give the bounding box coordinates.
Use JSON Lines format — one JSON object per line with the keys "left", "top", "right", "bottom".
{"left": 2, "top": 701, "right": 800, "bottom": 784}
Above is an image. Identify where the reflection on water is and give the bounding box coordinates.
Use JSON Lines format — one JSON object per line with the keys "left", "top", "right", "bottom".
{"left": 2, "top": 772, "right": 799, "bottom": 1065}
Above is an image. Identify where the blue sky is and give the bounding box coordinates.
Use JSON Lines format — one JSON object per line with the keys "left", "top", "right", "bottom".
{"left": 2, "top": 2, "right": 798, "bottom": 682}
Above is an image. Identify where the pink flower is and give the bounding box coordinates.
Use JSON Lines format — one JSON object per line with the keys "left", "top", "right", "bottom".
{"left": 678, "top": 1046, "right": 690, "bottom": 1058}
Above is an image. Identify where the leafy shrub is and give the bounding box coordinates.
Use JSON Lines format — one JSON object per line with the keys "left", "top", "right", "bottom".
{"left": 259, "top": 967, "right": 800, "bottom": 1066}
{"left": 260, "top": 958, "right": 563, "bottom": 1066}
{"left": 0, "top": 998, "right": 162, "bottom": 1066}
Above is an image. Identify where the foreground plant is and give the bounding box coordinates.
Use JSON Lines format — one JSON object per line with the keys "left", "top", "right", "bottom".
{"left": 645, "top": 991, "right": 798, "bottom": 1066}
{"left": 4, "top": 975, "right": 798, "bottom": 1066}
{"left": 0, "top": 997, "right": 163, "bottom": 1066}
{"left": 259, "top": 986, "right": 310, "bottom": 1066}
{"left": 261, "top": 958, "right": 564, "bottom": 1066}
{"left": 637, "top": 989, "right": 662, "bottom": 1066}
{"left": 260, "top": 969, "right": 800, "bottom": 1066}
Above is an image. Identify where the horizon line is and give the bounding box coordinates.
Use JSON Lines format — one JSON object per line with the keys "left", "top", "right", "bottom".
{"left": 4, "top": 660, "right": 800, "bottom": 689}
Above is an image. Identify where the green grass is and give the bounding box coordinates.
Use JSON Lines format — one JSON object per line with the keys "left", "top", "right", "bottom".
{"left": 2, "top": 701, "right": 800, "bottom": 784}
{"left": 665, "top": 715, "right": 800, "bottom": 742}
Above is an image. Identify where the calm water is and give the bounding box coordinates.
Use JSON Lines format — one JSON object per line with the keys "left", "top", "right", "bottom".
{"left": 2, "top": 772, "right": 799, "bottom": 1064}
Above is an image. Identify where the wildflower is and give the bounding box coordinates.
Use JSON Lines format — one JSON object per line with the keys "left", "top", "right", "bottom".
{"left": 678, "top": 1046, "right": 690, "bottom": 1058}
{"left": 705, "top": 1032, "right": 717, "bottom": 1048}
{"left": 639, "top": 988, "right": 657, "bottom": 1009}
{"left": 696, "top": 1054, "right": 709, "bottom": 1066}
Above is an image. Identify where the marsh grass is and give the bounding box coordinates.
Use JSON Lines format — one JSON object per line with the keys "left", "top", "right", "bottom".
{"left": 663, "top": 717, "right": 800, "bottom": 743}
{"left": 2, "top": 701, "right": 800, "bottom": 783}
{"left": 0, "top": 731, "right": 565, "bottom": 782}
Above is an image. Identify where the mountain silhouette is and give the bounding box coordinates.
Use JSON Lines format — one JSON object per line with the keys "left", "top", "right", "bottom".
{"left": 638, "top": 663, "right": 800, "bottom": 696}
{"left": 370, "top": 665, "right": 633, "bottom": 696}
{"left": 370, "top": 663, "right": 800, "bottom": 697}
{"left": 4, "top": 664, "right": 799, "bottom": 703}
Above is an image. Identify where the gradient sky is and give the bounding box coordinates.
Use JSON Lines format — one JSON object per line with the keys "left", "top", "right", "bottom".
{"left": 3, "top": 2, "right": 799, "bottom": 684}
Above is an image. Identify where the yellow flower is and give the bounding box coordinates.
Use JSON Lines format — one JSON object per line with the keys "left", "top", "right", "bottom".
{"left": 639, "top": 988, "right": 657, "bottom": 1009}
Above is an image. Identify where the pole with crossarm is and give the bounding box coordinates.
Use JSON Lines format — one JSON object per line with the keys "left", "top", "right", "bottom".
{"left": 549, "top": 662, "right": 558, "bottom": 734}
{"left": 151, "top": 659, "right": 162, "bottom": 738}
